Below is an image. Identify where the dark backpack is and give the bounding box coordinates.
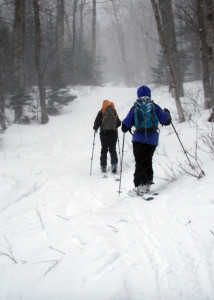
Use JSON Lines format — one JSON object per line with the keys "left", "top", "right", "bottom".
{"left": 134, "top": 97, "right": 159, "bottom": 136}
{"left": 102, "top": 101, "right": 117, "bottom": 130}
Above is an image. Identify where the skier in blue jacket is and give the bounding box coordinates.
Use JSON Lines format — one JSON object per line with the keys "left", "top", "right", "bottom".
{"left": 122, "top": 85, "right": 171, "bottom": 195}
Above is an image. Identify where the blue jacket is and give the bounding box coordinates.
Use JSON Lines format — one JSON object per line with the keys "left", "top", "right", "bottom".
{"left": 122, "top": 102, "right": 171, "bottom": 146}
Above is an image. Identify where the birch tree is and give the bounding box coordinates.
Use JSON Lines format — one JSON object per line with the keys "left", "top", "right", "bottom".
{"left": 151, "top": 0, "right": 185, "bottom": 123}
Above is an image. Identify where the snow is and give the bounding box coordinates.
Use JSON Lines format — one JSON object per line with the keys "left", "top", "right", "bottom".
{"left": 0, "top": 84, "right": 214, "bottom": 300}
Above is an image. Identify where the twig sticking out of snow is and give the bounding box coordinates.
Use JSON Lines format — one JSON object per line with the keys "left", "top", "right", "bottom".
{"left": 48, "top": 246, "right": 66, "bottom": 255}
{"left": 0, "top": 236, "right": 17, "bottom": 264}
{"left": 56, "top": 214, "right": 70, "bottom": 221}
{"left": 35, "top": 201, "right": 45, "bottom": 230}
{"left": 106, "top": 225, "right": 118, "bottom": 233}
{"left": 44, "top": 259, "right": 62, "bottom": 276}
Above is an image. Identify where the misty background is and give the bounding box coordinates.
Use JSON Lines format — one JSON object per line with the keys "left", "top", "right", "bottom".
{"left": 97, "top": 1, "right": 159, "bottom": 85}
{"left": 0, "top": 0, "right": 214, "bottom": 128}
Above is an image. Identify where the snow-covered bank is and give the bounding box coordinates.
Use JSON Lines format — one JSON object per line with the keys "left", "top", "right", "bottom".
{"left": 0, "top": 84, "right": 214, "bottom": 299}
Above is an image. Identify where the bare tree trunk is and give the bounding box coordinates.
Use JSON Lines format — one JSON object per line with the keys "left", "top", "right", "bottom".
{"left": 13, "top": 0, "right": 24, "bottom": 123}
{"left": 22, "top": 0, "right": 26, "bottom": 84}
{"left": 92, "top": 0, "right": 97, "bottom": 85}
{"left": 138, "top": 25, "right": 153, "bottom": 78}
{"left": 159, "top": 0, "right": 184, "bottom": 97}
{"left": 33, "top": 0, "right": 49, "bottom": 124}
{"left": 110, "top": 1, "right": 130, "bottom": 87}
{"left": 64, "top": 0, "right": 78, "bottom": 79}
{"left": 193, "top": 34, "right": 202, "bottom": 80}
{"left": 151, "top": 0, "right": 185, "bottom": 123}
{"left": 80, "top": 0, "right": 85, "bottom": 47}
{"left": 208, "top": 105, "right": 214, "bottom": 121}
{"left": 205, "top": 0, "right": 214, "bottom": 102}
{"left": 56, "top": 0, "right": 65, "bottom": 88}
{"left": 197, "top": 0, "right": 214, "bottom": 109}
{"left": 0, "top": 35, "right": 6, "bottom": 130}
{"left": 136, "top": 5, "right": 157, "bottom": 82}
{"left": 71, "top": 0, "right": 78, "bottom": 60}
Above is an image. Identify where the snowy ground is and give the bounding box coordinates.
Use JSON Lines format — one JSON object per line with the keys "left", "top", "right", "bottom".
{"left": 0, "top": 84, "right": 214, "bottom": 300}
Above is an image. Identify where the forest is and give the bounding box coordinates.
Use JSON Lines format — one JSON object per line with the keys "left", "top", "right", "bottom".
{"left": 0, "top": 0, "right": 214, "bottom": 129}
{"left": 1, "top": 2, "right": 214, "bottom": 298}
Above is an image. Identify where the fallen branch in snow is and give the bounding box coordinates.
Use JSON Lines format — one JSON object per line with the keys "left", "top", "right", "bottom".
{"left": 44, "top": 259, "right": 62, "bottom": 276}
{"left": 210, "top": 230, "right": 214, "bottom": 237}
{"left": 56, "top": 214, "right": 70, "bottom": 221}
{"left": 33, "top": 259, "right": 59, "bottom": 265}
{"left": 106, "top": 225, "right": 118, "bottom": 233}
{"left": 15, "top": 182, "right": 41, "bottom": 203}
{"left": 35, "top": 201, "right": 45, "bottom": 230}
{"left": 0, "top": 236, "right": 17, "bottom": 264}
{"left": 33, "top": 259, "right": 64, "bottom": 276}
{"left": 48, "top": 246, "right": 66, "bottom": 255}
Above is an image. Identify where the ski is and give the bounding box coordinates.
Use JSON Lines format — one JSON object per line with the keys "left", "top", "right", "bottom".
{"left": 102, "top": 171, "right": 120, "bottom": 181}
{"left": 112, "top": 174, "right": 120, "bottom": 181}
{"left": 103, "top": 174, "right": 120, "bottom": 181}
{"left": 142, "top": 195, "right": 155, "bottom": 201}
{"left": 128, "top": 189, "right": 158, "bottom": 201}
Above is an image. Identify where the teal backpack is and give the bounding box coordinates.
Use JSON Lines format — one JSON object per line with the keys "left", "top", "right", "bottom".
{"left": 134, "top": 97, "right": 159, "bottom": 136}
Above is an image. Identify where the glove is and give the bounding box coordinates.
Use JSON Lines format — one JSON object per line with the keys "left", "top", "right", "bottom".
{"left": 164, "top": 108, "right": 170, "bottom": 114}
{"left": 129, "top": 128, "right": 133, "bottom": 135}
{"left": 93, "top": 126, "right": 98, "bottom": 133}
{"left": 122, "top": 123, "right": 129, "bottom": 133}
{"left": 164, "top": 108, "right": 172, "bottom": 125}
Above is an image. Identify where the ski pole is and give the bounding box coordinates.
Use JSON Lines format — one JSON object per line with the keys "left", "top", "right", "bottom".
{"left": 171, "top": 121, "right": 194, "bottom": 169}
{"left": 118, "top": 133, "right": 125, "bottom": 195}
{"left": 117, "top": 134, "right": 122, "bottom": 168}
{"left": 90, "top": 131, "right": 96, "bottom": 175}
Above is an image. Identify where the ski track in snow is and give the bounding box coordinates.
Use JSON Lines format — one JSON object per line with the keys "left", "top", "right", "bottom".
{"left": 0, "top": 86, "right": 214, "bottom": 299}
{"left": 130, "top": 197, "right": 212, "bottom": 299}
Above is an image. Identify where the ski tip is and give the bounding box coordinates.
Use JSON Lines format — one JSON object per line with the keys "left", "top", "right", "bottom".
{"left": 143, "top": 196, "right": 154, "bottom": 201}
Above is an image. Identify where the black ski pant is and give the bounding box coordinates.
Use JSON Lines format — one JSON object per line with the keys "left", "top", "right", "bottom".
{"left": 100, "top": 131, "right": 118, "bottom": 168}
{"left": 133, "top": 142, "right": 156, "bottom": 187}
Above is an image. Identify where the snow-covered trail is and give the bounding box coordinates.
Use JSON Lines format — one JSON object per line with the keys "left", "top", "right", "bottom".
{"left": 0, "top": 86, "right": 214, "bottom": 299}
